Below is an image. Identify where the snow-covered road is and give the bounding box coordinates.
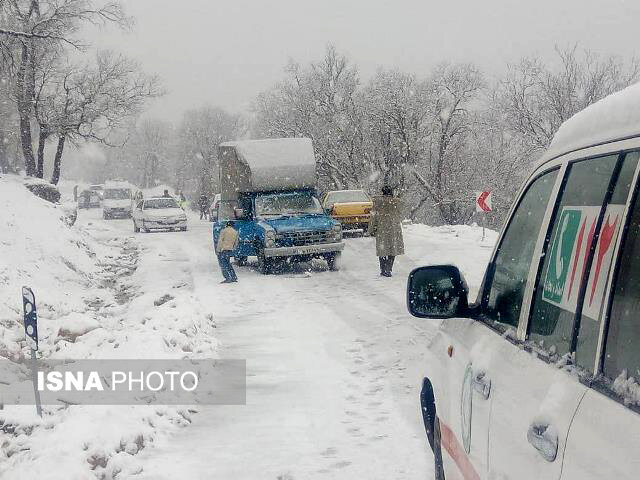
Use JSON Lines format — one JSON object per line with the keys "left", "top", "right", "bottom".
{"left": 77, "top": 210, "right": 497, "bottom": 480}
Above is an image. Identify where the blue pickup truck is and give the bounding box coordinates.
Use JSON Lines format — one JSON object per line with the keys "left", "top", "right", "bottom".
{"left": 212, "top": 138, "right": 344, "bottom": 274}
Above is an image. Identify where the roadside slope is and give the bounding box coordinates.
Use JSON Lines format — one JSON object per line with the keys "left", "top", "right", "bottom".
{"left": 0, "top": 177, "right": 218, "bottom": 479}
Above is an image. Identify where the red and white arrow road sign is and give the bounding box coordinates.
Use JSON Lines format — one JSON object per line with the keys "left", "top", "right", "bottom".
{"left": 475, "top": 191, "right": 492, "bottom": 213}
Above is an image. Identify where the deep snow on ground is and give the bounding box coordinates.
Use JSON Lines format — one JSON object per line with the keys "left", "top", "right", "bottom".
{"left": 130, "top": 222, "right": 497, "bottom": 480}
{"left": 0, "top": 175, "right": 498, "bottom": 479}
{"left": 0, "top": 176, "right": 217, "bottom": 479}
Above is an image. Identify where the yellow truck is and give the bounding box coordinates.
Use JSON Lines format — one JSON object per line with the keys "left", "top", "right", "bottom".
{"left": 322, "top": 189, "right": 373, "bottom": 233}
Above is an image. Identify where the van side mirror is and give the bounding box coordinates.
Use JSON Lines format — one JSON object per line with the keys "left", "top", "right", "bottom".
{"left": 407, "top": 265, "right": 469, "bottom": 318}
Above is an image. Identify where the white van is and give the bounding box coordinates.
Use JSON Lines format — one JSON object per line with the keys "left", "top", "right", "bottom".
{"left": 102, "top": 181, "right": 133, "bottom": 219}
{"left": 407, "top": 83, "right": 640, "bottom": 479}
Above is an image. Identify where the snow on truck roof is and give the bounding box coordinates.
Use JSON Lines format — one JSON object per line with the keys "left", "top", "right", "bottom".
{"left": 219, "top": 138, "right": 316, "bottom": 192}
{"left": 541, "top": 81, "right": 640, "bottom": 165}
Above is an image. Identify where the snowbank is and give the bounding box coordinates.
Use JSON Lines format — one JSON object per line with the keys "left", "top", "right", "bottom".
{"left": 0, "top": 175, "right": 104, "bottom": 360}
{"left": 0, "top": 174, "right": 217, "bottom": 479}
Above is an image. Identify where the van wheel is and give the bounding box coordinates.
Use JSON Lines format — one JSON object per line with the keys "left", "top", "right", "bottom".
{"left": 326, "top": 252, "right": 341, "bottom": 271}
{"left": 257, "top": 250, "right": 272, "bottom": 275}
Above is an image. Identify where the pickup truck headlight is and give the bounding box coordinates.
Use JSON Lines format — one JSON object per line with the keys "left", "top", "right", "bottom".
{"left": 265, "top": 230, "right": 276, "bottom": 248}
{"left": 332, "top": 224, "right": 342, "bottom": 241}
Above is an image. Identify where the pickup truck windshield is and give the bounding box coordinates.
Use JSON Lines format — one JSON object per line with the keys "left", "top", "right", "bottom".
{"left": 255, "top": 192, "right": 323, "bottom": 217}
{"left": 145, "top": 198, "right": 179, "bottom": 209}
{"left": 104, "top": 189, "right": 131, "bottom": 200}
{"left": 325, "top": 190, "right": 370, "bottom": 205}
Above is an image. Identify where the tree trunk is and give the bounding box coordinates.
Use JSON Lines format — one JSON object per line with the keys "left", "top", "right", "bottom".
{"left": 36, "top": 126, "right": 49, "bottom": 178}
{"left": 16, "top": 42, "right": 36, "bottom": 176}
{"left": 50, "top": 134, "right": 66, "bottom": 185}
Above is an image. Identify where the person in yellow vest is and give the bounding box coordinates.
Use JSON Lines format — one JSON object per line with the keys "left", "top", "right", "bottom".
{"left": 178, "top": 191, "right": 187, "bottom": 209}
{"left": 216, "top": 221, "right": 239, "bottom": 283}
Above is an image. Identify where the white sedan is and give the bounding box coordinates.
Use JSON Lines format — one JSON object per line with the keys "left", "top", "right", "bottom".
{"left": 132, "top": 197, "right": 187, "bottom": 233}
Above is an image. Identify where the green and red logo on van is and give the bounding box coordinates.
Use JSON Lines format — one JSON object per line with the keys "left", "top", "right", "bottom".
{"left": 543, "top": 209, "right": 583, "bottom": 304}
{"left": 542, "top": 205, "right": 623, "bottom": 319}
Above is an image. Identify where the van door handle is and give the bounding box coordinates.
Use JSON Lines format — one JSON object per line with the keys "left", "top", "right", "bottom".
{"left": 472, "top": 372, "right": 491, "bottom": 400}
{"left": 527, "top": 422, "right": 558, "bottom": 462}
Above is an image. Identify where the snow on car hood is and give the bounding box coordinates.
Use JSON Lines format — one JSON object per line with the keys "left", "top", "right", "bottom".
{"left": 261, "top": 214, "right": 335, "bottom": 233}
{"left": 144, "top": 207, "right": 185, "bottom": 218}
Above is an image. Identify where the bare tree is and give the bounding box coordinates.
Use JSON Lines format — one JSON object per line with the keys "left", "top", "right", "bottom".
{"left": 135, "top": 119, "right": 173, "bottom": 188}
{"left": 97, "top": 118, "right": 173, "bottom": 187}
{"left": 41, "top": 50, "right": 162, "bottom": 184}
{"left": 0, "top": 0, "right": 129, "bottom": 176}
{"left": 176, "top": 106, "right": 242, "bottom": 198}
{"left": 0, "top": 71, "right": 19, "bottom": 173}
{"left": 362, "top": 69, "right": 430, "bottom": 194}
{"left": 407, "top": 63, "right": 485, "bottom": 224}
{"left": 499, "top": 45, "right": 640, "bottom": 157}
{"left": 254, "top": 44, "right": 366, "bottom": 191}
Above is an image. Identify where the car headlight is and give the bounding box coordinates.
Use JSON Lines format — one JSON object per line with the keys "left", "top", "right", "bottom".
{"left": 265, "top": 230, "right": 276, "bottom": 248}
{"left": 332, "top": 224, "right": 342, "bottom": 241}
{"left": 179, "top": 215, "right": 187, "bottom": 221}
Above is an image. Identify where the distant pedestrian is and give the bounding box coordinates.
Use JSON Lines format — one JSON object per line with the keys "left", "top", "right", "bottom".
{"left": 367, "top": 185, "right": 404, "bottom": 277}
{"left": 162, "top": 189, "right": 171, "bottom": 198}
{"left": 199, "top": 194, "right": 209, "bottom": 220}
{"left": 216, "top": 221, "right": 239, "bottom": 283}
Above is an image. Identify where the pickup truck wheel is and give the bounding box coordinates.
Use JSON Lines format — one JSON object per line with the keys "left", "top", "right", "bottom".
{"left": 326, "top": 252, "right": 341, "bottom": 271}
{"left": 257, "top": 250, "right": 272, "bottom": 275}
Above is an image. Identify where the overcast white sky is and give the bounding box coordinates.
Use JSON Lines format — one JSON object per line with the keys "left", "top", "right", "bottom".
{"left": 88, "top": 0, "right": 640, "bottom": 120}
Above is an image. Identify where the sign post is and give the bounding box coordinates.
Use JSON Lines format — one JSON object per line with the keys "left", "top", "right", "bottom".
{"left": 475, "top": 191, "right": 493, "bottom": 241}
{"left": 21, "top": 286, "right": 42, "bottom": 417}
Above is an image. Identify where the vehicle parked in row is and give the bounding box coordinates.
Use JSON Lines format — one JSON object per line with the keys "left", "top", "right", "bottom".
{"left": 322, "top": 189, "right": 373, "bottom": 233}
{"left": 213, "top": 138, "right": 344, "bottom": 274}
{"left": 89, "top": 184, "right": 104, "bottom": 199}
{"left": 406, "top": 83, "right": 640, "bottom": 479}
{"left": 209, "top": 193, "right": 221, "bottom": 222}
{"left": 132, "top": 196, "right": 187, "bottom": 232}
{"left": 78, "top": 189, "right": 101, "bottom": 209}
{"left": 102, "top": 181, "right": 133, "bottom": 219}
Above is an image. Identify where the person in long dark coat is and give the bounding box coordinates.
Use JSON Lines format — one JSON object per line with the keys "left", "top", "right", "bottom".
{"left": 199, "top": 194, "right": 209, "bottom": 220}
{"left": 368, "top": 185, "right": 405, "bottom": 277}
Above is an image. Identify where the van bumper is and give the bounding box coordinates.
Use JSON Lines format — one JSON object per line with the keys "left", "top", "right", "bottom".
{"left": 264, "top": 242, "right": 344, "bottom": 258}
